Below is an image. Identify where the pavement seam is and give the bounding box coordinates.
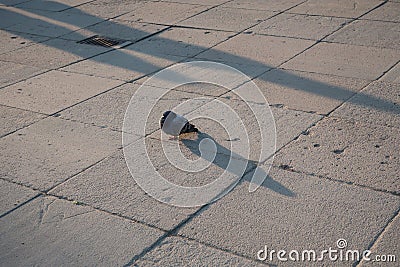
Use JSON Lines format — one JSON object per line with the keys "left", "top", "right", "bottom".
{"left": 273, "top": 164, "right": 400, "bottom": 197}
{"left": 269, "top": 0, "right": 390, "bottom": 73}
{"left": 353, "top": 205, "right": 400, "bottom": 267}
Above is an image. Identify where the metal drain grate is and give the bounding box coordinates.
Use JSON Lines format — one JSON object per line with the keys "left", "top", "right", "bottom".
{"left": 77, "top": 35, "right": 131, "bottom": 48}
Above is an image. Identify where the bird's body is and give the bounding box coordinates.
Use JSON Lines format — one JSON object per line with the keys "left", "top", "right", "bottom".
{"left": 160, "top": 111, "right": 198, "bottom": 136}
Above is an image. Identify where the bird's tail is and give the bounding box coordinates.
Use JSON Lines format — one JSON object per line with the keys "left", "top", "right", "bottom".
{"left": 180, "top": 122, "right": 198, "bottom": 134}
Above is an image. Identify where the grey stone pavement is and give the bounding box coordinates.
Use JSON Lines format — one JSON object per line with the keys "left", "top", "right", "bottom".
{"left": 0, "top": 0, "right": 399, "bottom": 266}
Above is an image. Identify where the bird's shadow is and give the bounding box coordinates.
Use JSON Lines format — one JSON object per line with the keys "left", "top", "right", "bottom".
{"left": 180, "top": 131, "right": 295, "bottom": 197}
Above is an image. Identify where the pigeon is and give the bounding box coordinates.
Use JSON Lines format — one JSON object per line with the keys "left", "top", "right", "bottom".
{"left": 160, "top": 111, "right": 198, "bottom": 136}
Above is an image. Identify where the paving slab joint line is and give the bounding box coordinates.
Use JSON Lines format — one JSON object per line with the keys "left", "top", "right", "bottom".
{"left": 273, "top": 163, "right": 400, "bottom": 197}
{"left": 377, "top": 59, "right": 400, "bottom": 81}
{"left": 0, "top": 193, "right": 41, "bottom": 219}
{"left": 278, "top": 0, "right": 390, "bottom": 72}
{"left": 0, "top": 177, "right": 171, "bottom": 234}
{"left": 122, "top": 204, "right": 210, "bottom": 266}
{"left": 44, "top": 155, "right": 116, "bottom": 194}
{"left": 354, "top": 205, "right": 400, "bottom": 267}
{"left": 0, "top": 62, "right": 52, "bottom": 90}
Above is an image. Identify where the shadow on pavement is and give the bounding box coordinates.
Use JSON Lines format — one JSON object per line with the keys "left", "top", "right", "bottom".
{"left": 181, "top": 132, "right": 295, "bottom": 197}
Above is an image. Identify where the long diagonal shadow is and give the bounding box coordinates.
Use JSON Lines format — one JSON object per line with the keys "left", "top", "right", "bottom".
{"left": 1, "top": 3, "right": 398, "bottom": 116}
{"left": 180, "top": 132, "right": 295, "bottom": 197}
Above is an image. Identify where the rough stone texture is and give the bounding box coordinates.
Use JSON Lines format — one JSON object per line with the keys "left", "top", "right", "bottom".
{"left": 59, "top": 82, "right": 210, "bottom": 134}
{"left": 0, "top": 30, "right": 49, "bottom": 55}
{"left": 14, "top": 0, "right": 93, "bottom": 11}
{"left": 332, "top": 81, "right": 400, "bottom": 128}
{"left": 274, "top": 117, "right": 400, "bottom": 194}
{"left": 221, "top": 0, "right": 305, "bottom": 11}
{"left": 0, "top": 38, "right": 111, "bottom": 69}
{"left": 0, "top": 196, "right": 163, "bottom": 266}
{"left": 0, "top": 179, "right": 38, "bottom": 216}
{"left": 195, "top": 33, "right": 314, "bottom": 77}
{"left": 282, "top": 42, "right": 400, "bottom": 80}
{"left": 49, "top": 146, "right": 199, "bottom": 231}
{"left": 126, "top": 27, "right": 232, "bottom": 58}
{"left": 380, "top": 62, "right": 400, "bottom": 84}
{"left": 2, "top": 7, "right": 104, "bottom": 37}
{"left": 251, "top": 13, "right": 349, "bottom": 40}
{"left": 178, "top": 166, "right": 399, "bottom": 265}
{"left": 289, "top": 0, "right": 384, "bottom": 18}
{"left": 178, "top": 6, "right": 276, "bottom": 32}
{"left": 60, "top": 46, "right": 185, "bottom": 82}
{"left": 362, "top": 1, "right": 400, "bottom": 22}
{"left": 118, "top": 1, "right": 209, "bottom": 25}
{"left": 326, "top": 20, "right": 400, "bottom": 50}
{"left": 151, "top": 96, "right": 322, "bottom": 162}
{"left": 0, "top": 70, "right": 123, "bottom": 114}
{"left": 0, "top": 60, "right": 46, "bottom": 89}
{"left": 0, "top": 117, "right": 122, "bottom": 191}
{"left": 61, "top": 19, "right": 166, "bottom": 42}
{"left": 253, "top": 68, "right": 370, "bottom": 114}
{"left": 0, "top": 105, "right": 46, "bottom": 137}
{"left": 360, "top": 212, "right": 400, "bottom": 267}
{"left": 135, "top": 237, "right": 265, "bottom": 266}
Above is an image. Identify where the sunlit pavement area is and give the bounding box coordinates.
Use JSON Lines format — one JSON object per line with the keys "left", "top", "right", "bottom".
{"left": 0, "top": 0, "right": 399, "bottom": 266}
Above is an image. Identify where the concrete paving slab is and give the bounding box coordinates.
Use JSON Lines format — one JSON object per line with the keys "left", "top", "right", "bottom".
{"left": 250, "top": 13, "right": 349, "bottom": 40}
{"left": 253, "top": 68, "right": 370, "bottom": 115}
{"left": 289, "top": 0, "right": 384, "bottom": 18}
{"left": 134, "top": 236, "right": 265, "bottom": 266}
{"left": 0, "top": 70, "right": 123, "bottom": 114}
{"left": 67, "top": 0, "right": 144, "bottom": 19}
{"left": 0, "top": 38, "right": 111, "bottom": 70}
{"left": 49, "top": 146, "right": 198, "bottom": 231}
{"left": 58, "top": 82, "right": 210, "bottom": 134}
{"left": 360, "top": 212, "right": 400, "bottom": 266}
{"left": 126, "top": 27, "right": 232, "bottom": 58}
{"left": 326, "top": 20, "right": 400, "bottom": 50}
{"left": 15, "top": 0, "right": 93, "bottom": 12}
{"left": 0, "top": 116, "right": 121, "bottom": 190}
{"left": 0, "top": 60, "right": 46, "bottom": 89}
{"left": 0, "top": 179, "right": 38, "bottom": 215}
{"left": 282, "top": 42, "right": 400, "bottom": 80}
{"left": 60, "top": 46, "right": 185, "bottom": 82}
{"left": 118, "top": 1, "right": 209, "bottom": 25}
{"left": 195, "top": 33, "right": 314, "bottom": 76}
{"left": 0, "top": 195, "right": 164, "bottom": 266}
{"left": 0, "top": 30, "right": 49, "bottom": 55}
{"left": 274, "top": 117, "right": 400, "bottom": 194}
{"left": 0, "top": 105, "right": 46, "bottom": 137}
{"left": 150, "top": 94, "right": 322, "bottom": 162}
{"left": 221, "top": 0, "right": 305, "bottom": 12}
{"left": 361, "top": 1, "right": 400, "bottom": 22}
{"left": 61, "top": 19, "right": 166, "bottom": 42}
{"left": 178, "top": 166, "right": 400, "bottom": 265}
{"left": 2, "top": 6, "right": 104, "bottom": 37}
{"left": 178, "top": 6, "right": 276, "bottom": 32}
{"left": 332, "top": 81, "right": 400, "bottom": 128}
{"left": 380, "top": 62, "right": 400, "bottom": 84}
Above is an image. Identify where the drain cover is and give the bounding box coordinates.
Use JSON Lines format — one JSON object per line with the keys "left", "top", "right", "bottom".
{"left": 77, "top": 35, "right": 131, "bottom": 48}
